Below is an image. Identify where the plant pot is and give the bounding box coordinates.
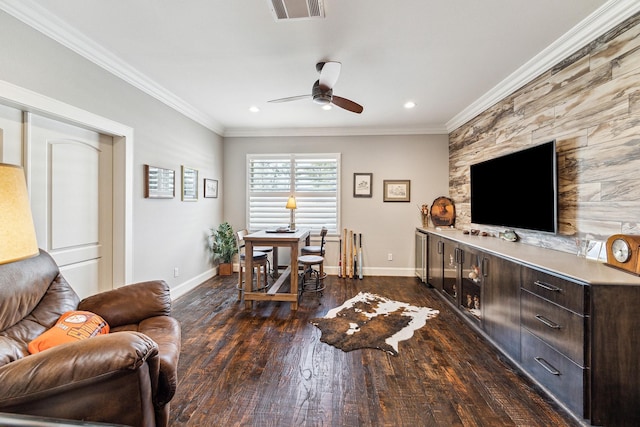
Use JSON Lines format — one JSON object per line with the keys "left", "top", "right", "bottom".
{"left": 218, "top": 263, "right": 233, "bottom": 276}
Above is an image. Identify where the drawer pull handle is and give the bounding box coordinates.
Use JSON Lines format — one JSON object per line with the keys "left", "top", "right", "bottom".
{"left": 534, "top": 280, "right": 561, "bottom": 292}
{"left": 534, "top": 357, "right": 561, "bottom": 376}
{"left": 535, "top": 314, "right": 561, "bottom": 329}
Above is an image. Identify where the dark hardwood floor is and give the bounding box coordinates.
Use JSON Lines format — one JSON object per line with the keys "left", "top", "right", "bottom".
{"left": 168, "top": 274, "right": 581, "bottom": 426}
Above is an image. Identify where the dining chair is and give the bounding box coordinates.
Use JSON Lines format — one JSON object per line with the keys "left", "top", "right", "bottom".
{"left": 300, "top": 227, "right": 328, "bottom": 279}
{"left": 238, "top": 228, "right": 273, "bottom": 274}
{"left": 236, "top": 229, "right": 269, "bottom": 300}
{"left": 298, "top": 227, "right": 328, "bottom": 298}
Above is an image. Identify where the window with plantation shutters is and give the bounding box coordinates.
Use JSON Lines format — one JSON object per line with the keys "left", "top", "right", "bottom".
{"left": 247, "top": 153, "right": 340, "bottom": 234}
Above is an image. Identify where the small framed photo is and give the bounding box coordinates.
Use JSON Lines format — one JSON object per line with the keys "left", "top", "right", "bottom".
{"left": 353, "top": 173, "right": 372, "bottom": 198}
{"left": 383, "top": 179, "right": 410, "bottom": 202}
{"left": 182, "top": 166, "right": 198, "bottom": 201}
{"left": 144, "top": 165, "right": 175, "bottom": 199}
{"left": 204, "top": 178, "right": 218, "bottom": 198}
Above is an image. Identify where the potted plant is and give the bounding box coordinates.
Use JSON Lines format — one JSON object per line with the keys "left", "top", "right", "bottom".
{"left": 208, "top": 222, "right": 238, "bottom": 276}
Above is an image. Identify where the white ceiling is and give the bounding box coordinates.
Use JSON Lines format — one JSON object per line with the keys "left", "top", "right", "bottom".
{"left": 3, "top": 0, "right": 638, "bottom": 137}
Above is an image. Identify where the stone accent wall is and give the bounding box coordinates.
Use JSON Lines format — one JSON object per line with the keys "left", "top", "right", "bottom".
{"left": 449, "top": 12, "right": 640, "bottom": 254}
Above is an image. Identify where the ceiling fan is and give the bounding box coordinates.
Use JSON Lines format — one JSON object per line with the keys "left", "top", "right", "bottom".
{"left": 268, "top": 61, "right": 364, "bottom": 114}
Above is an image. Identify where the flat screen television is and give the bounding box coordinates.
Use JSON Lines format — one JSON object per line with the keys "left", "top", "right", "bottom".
{"left": 470, "top": 140, "right": 558, "bottom": 234}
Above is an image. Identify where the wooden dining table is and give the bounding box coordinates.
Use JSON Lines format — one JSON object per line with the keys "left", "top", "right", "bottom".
{"left": 243, "top": 229, "right": 311, "bottom": 310}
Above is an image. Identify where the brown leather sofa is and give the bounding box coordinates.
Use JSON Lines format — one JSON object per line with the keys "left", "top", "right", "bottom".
{"left": 0, "top": 250, "right": 181, "bottom": 427}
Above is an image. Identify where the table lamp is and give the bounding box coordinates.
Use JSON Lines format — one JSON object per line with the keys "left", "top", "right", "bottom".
{"left": 0, "top": 163, "right": 39, "bottom": 265}
{"left": 285, "top": 195, "right": 297, "bottom": 231}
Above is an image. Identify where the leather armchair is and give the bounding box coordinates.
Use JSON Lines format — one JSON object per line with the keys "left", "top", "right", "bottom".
{"left": 0, "top": 250, "right": 181, "bottom": 427}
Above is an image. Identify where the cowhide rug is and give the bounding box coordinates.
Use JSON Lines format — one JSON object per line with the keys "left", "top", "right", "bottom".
{"left": 310, "top": 292, "right": 439, "bottom": 356}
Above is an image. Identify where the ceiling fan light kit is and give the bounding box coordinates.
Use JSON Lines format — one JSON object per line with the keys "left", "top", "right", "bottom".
{"left": 312, "top": 81, "right": 331, "bottom": 105}
{"left": 268, "top": 61, "right": 364, "bottom": 114}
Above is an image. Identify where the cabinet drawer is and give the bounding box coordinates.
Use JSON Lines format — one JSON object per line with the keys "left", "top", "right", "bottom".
{"left": 521, "top": 290, "right": 585, "bottom": 365}
{"left": 521, "top": 329, "right": 585, "bottom": 417}
{"left": 521, "top": 267, "right": 587, "bottom": 314}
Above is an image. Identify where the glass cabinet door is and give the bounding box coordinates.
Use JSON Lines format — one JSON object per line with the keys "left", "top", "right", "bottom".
{"left": 442, "top": 240, "right": 458, "bottom": 302}
{"left": 428, "top": 237, "right": 443, "bottom": 290}
{"left": 459, "top": 246, "right": 482, "bottom": 321}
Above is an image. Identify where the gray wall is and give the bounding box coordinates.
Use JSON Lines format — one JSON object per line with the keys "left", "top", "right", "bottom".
{"left": 0, "top": 11, "right": 223, "bottom": 297}
{"left": 223, "top": 134, "right": 449, "bottom": 276}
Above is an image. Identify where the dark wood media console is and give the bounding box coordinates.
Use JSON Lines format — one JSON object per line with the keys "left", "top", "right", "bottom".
{"left": 417, "top": 227, "right": 640, "bottom": 426}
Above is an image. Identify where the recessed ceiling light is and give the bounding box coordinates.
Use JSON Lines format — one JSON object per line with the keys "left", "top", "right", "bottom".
{"left": 404, "top": 101, "right": 416, "bottom": 109}
{"left": 249, "top": 106, "right": 260, "bottom": 113}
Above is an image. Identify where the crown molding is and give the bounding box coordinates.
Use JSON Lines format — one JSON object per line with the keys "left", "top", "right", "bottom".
{"left": 3, "top": 0, "right": 637, "bottom": 138}
{"left": 446, "top": 0, "right": 640, "bottom": 133}
{"left": 0, "top": 0, "right": 225, "bottom": 135}
{"left": 223, "top": 125, "right": 448, "bottom": 138}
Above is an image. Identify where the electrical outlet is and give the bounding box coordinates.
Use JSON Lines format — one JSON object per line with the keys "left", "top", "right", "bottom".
{"left": 173, "top": 267, "right": 179, "bottom": 278}
{"left": 387, "top": 253, "right": 393, "bottom": 261}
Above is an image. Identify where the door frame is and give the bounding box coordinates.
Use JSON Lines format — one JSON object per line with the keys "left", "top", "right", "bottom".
{"left": 0, "top": 79, "right": 133, "bottom": 286}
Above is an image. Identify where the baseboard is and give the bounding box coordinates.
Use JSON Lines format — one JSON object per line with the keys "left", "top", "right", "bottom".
{"left": 170, "top": 267, "right": 217, "bottom": 300}
{"left": 323, "top": 266, "right": 415, "bottom": 277}
{"left": 171, "top": 265, "right": 416, "bottom": 300}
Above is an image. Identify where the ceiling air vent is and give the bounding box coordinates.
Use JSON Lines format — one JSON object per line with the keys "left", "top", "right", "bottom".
{"left": 267, "top": 0, "right": 325, "bottom": 21}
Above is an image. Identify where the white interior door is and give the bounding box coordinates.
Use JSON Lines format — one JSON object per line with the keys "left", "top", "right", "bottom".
{"left": 28, "top": 113, "right": 113, "bottom": 299}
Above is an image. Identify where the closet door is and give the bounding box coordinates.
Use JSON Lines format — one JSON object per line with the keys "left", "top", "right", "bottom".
{"left": 28, "top": 113, "right": 113, "bottom": 299}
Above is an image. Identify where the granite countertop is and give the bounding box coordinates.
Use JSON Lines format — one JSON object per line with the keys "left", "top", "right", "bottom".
{"left": 418, "top": 227, "right": 640, "bottom": 287}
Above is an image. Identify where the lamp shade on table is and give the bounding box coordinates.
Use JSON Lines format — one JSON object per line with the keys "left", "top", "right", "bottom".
{"left": 286, "top": 196, "right": 297, "bottom": 230}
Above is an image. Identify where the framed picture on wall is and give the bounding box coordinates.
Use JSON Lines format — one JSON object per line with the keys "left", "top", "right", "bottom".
{"left": 353, "top": 173, "right": 372, "bottom": 197}
{"left": 144, "top": 164, "right": 175, "bottom": 199}
{"left": 204, "top": 178, "right": 218, "bottom": 198}
{"left": 383, "top": 179, "right": 410, "bottom": 202}
{"left": 182, "top": 166, "right": 198, "bottom": 201}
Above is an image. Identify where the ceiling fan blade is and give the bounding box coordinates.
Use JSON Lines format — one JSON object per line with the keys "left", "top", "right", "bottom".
{"left": 332, "top": 96, "right": 363, "bottom": 114}
{"left": 268, "top": 95, "right": 310, "bottom": 103}
{"left": 318, "top": 61, "right": 341, "bottom": 90}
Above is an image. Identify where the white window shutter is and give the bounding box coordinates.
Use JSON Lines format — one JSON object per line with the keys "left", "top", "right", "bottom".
{"left": 247, "top": 153, "right": 340, "bottom": 234}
